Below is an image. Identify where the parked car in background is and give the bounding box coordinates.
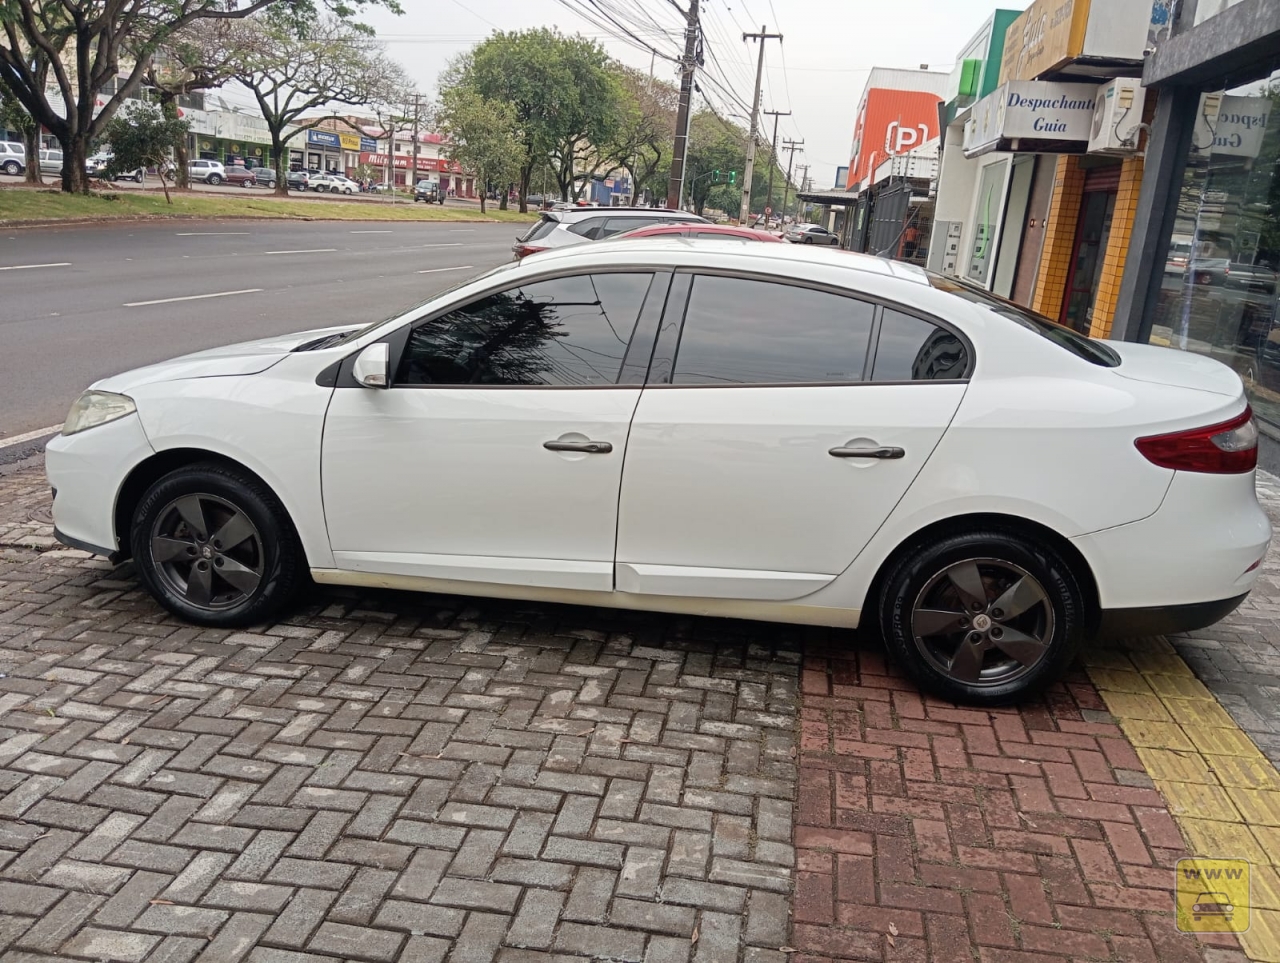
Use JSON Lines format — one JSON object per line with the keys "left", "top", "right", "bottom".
{"left": 87, "top": 152, "right": 145, "bottom": 182}
{"left": 187, "top": 159, "right": 226, "bottom": 185}
{"left": 1226, "top": 261, "right": 1278, "bottom": 295}
{"left": 251, "top": 167, "right": 277, "bottom": 189}
{"left": 512, "top": 207, "right": 708, "bottom": 259}
{"left": 785, "top": 223, "right": 841, "bottom": 245}
{"left": 414, "top": 179, "right": 445, "bottom": 204}
{"left": 222, "top": 165, "right": 258, "bottom": 188}
{"left": 286, "top": 169, "right": 311, "bottom": 191}
{"left": 38, "top": 148, "right": 64, "bottom": 175}
{"left": 0, "top": 142, "right": 26, "bottom": 175}
{"left": 309, "top": 173, "right": 357, "bottom": 194}
{"left": 616, "top": 223, "right": 783, "bottom": 243}
{"left": 47, "top": 241, "right": 1270, "bottom": 706}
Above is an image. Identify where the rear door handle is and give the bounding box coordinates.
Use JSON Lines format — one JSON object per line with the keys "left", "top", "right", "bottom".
{"left": 544, "top": 440, "right": 613, "bottom": 454}
{"left": 829, "top": 446, "right": 905, "bottom": 459}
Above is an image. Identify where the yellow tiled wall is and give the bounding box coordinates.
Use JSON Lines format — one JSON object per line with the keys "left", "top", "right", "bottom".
{"left": 1088, "top": 154, "right": 1145, "bottom": 339}
{"left": 1030, "top": 155, "right": 1085, "bottom": 320}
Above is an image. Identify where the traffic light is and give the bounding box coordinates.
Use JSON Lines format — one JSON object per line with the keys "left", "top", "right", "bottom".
{"left": 712, "top": 169, "right": 721, "bottom": 182}
{"left": 729, "top": 171, "right": 737, "bottom": 185}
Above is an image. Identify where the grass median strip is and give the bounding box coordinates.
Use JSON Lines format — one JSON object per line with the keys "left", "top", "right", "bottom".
{"left": 1085, "top": 636, "right": 1280, "bottom": 960}
{"left": 0, "top": 188, "right": 537, "bottom": 225}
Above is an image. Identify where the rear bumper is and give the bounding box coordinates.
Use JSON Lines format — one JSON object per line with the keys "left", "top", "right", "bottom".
{"left": 1096, "top": 593, "right": 1248, "bottom": 640}
{"left": 1071, "top": 470, "right": 1271, "bottom": 610}
{"left": 53, "top": 525, "right": 121, "bottom": 562}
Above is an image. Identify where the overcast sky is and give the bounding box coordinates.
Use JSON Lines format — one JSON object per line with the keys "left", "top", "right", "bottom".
{"left": 224, "top": 0, "right": 1027, "bottom": 188}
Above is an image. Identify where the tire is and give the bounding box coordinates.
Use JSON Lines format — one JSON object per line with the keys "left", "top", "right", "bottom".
{"left": 803, "top": 236, "right": 813, "bottom": 244}
{"left": 242, "top": 180, "right": 253, "bottom": 188}
{"left": 877, "top": 528, "right": 1084, "bottom": 705}
{"left": 130, "top": 462, "right": 305, "bottom": 627}
{"left": 1, "top": 160, "right": 18, "bottom": 176}
{"left": 207, "top": 173, "right": 222, "bottom": 185}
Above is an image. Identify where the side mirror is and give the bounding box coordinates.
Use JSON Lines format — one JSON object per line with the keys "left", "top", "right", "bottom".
{"left": 354, "top": 342, "right": 390, "bottom": 388}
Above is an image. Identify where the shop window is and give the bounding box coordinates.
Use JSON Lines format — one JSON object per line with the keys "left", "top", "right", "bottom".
{"left": 1151, "top": 71, "right": 1280, "bottom": 430}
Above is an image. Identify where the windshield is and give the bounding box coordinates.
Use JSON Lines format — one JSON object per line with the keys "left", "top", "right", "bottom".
{"left": 294, "top": 262, "right": 519, "bottom": 351}
{"left": 928, "top": 274, "right": 1120, "bottom": 367}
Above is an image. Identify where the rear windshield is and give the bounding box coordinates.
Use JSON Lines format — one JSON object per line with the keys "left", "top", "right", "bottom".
{"left": 928, "top": 274, "right": 1120, "bottom": 367}
{"left": 519, "top": 215, "right": 560, "bottom": 243}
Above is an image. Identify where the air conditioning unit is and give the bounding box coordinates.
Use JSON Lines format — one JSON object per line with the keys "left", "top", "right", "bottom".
{"left": 1088, "top": 78, "right": 1146, "bottom": 155}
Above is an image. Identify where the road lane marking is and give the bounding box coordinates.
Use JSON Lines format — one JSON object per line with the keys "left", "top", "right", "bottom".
{"left": 264, "top": 248, "right": 338, "bottom": 255}
{"left": 419, "top": 243, "right": 464, "bottom": 248}
{"left": 350, "top": 230, "right": 393, "bottom": 234}
{"left": 0, "top": 424, "right": 62, "bottom": 449}
{"left": 450, "top": 229, "right": 476, "bottom": 232}
{"left": 124, "top": 288, "right": 263, "bottom": 307}
{"left": 417, "top": 265, "right": 474, "bottom": 274}
{"left": 175, "top": 232, "right": 251, "bottom": 236}
{"left": 0, "top": 262, "right": 71, "bottom": 271}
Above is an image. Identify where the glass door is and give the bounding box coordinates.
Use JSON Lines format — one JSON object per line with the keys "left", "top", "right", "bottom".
{"left": 1061, "top": 190, "right": 1116, "bottom": 334}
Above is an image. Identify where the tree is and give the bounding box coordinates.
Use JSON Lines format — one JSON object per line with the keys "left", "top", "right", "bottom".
{"left": 143, "top": 21, "right": 247, "bottom": 187}
{"left": 685, "top": 110, "right": 745, "bottom": 216}
{"left": 102, "top": 101, "right": 187, "bottom": 202}
{"left": 436, "top": 87, "right": 522, "bottom": 215}
{"left": 441, "top": 29, "right": 623, "bottom": 213}
{"left": 0, "top": 0, "right": 400, "bottom": 194}
{"left": 231, "top": 13, "right": 409, "bottom": 196}
{"left": 601, "top": 65, "right": 676, "bottom": 205}
{"left": 1, "top": 77, "right": 44, "bottom": 184}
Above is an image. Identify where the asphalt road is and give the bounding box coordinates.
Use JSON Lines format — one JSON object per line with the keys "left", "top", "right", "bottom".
{"left": 0, "top": 219, "right": 524, "bottom": 442}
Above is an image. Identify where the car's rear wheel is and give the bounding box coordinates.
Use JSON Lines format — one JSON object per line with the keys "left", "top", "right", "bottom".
{"left": 207, "top": 173, "right": 222, "bottom": 185}
{"left": 131, "top": 463, "right": 305, "bottom": 627}
{"left": 878, "top": 529, "right": 1084, "bottom": 705}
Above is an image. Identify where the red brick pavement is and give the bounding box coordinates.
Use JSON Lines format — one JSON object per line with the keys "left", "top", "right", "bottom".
{"left": 795, "top": 647, "right": 1251, "bottom": 963}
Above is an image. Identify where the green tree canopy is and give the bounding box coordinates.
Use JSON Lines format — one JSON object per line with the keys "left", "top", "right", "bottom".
{"left": 436, "top": 87, "right": 523, "bottom": 215}
{"left": 101, "top": 101, "right": 189, "bottom": 202}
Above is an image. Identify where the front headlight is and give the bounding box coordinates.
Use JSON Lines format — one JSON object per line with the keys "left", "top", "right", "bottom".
{"left": 61, "top": 390, "right": 137, "bottom": 435}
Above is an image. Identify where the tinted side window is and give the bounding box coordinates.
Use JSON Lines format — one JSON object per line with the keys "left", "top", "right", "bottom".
{"left": 872, "top": 309, "right": 969, "bottom": 381}
{"left": 397, "top": 273, "right": 654, "bottom": 387}
{"left": 567, "top": 218, "right": 606, "bottom": 238}
{"left": 672, "top": 276, "right": 874, "bottom": 385}
{"left": 602, "top": 217, "right": 655, "bottom": 237}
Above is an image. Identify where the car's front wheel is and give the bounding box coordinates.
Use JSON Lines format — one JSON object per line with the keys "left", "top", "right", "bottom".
{"left": 207, "top": 173, "right": 222, "bottom": 186}
{"left": 2, "top": 160, "right": 20, "bottom": 176}
{"left": 878, "top": 529, "right": 1084, "bottom": 705}
{"left": 131, "top": 463, "right": 305, "bottom": 627}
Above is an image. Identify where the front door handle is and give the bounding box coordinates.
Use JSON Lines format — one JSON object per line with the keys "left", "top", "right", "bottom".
{"left": 544, "top": 440, "right": 613, "bottom": 454}
{"left": 829, "top": 446, "right": 905, "bottom": 459}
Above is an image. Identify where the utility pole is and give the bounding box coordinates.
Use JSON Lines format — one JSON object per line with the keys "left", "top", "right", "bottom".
{"left": 780, "top": 137, "right": 803, "bottom": 223}
{"left": 739, "top": 25, "right": 782, "bottom": 224}
{"left": 762, "top": 109, "right": 790, "bottom": 222}
{"left": 411, "top": 93, "right": 422, "bottom": 189}
{"left": 666, "top": 0, "right": 700, "bottom": 210}
{"left": 796, "top": 162, "right": 810, "bottom": 222}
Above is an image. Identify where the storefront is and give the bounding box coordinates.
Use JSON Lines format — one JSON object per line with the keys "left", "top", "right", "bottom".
{"left": 1113, "top": 0, "right": 1280, "bottom": 454}
{"left": 184, "top": 108, "right": 272, "bottom": 169}
{"left": 927, "top": 0, "right": 1156, "bottom": 331}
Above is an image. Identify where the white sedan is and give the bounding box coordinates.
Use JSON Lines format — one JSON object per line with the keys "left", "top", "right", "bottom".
{"left": 47, "top": 241, "right": 1271, "bottom": 704}
{"left": 309, "top": 173, "right": 357, "bottom": 194}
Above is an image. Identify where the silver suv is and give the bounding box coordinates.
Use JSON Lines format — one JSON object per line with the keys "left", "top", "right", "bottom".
{"left": 513, "top": 207, "right": 707, "bottom": 259}
{"left": 187, "top": 159, "right": 226, "bottom": 185}
{"left": 0, "top": 142, "right": 25, "bottom": 176}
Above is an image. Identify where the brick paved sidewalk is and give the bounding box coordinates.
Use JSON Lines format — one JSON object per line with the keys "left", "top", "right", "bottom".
{"left": 0, "top": 459, "right": 1276, "bottom": 963}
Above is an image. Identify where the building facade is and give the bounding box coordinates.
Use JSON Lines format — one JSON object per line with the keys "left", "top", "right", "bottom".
{"left": 928, "top": 0, "right": 1157, "bottom": 333}
{"left": 1112, "top": 0, "right": 1280, "bottom": 454}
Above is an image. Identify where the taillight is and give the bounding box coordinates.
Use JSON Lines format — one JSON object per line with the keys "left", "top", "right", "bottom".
{"left": 512, "top": 244, "right": 547, "bottom": 258}
{"left": 1135, "top": 406, "right": 1258, "bottom": 473}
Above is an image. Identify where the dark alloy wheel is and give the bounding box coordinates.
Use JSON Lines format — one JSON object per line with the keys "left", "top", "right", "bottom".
{"left": 131, "top": 463, "right": 305, "bottom": 626}
{"left": 879, "top": 530, "right": 1083, "bottom": 705}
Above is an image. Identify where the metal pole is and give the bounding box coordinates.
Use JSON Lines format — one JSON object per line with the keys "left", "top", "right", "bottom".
{"left": 739, "top": 26, "right": 781, "bottom": 224}
{"left": 763, "top": 109, "right": 790, "bottom": 223}
{"left": 666, "top": 0, "right": 700, "bottom": 210}
{"left": 780, "top": 138, "right": 803, "bottom": 223}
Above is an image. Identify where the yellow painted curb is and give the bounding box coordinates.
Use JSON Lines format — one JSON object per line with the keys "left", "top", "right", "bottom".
{"left": 1085, "top": 635, "right": 1280, "bottom": 963}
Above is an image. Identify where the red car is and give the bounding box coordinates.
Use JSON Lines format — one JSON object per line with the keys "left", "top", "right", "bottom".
{"left": 223, "top": 164, "right": 258, "bottom": 188}
{"left": 614, "top": 223, "right": 783, "bottom": 242}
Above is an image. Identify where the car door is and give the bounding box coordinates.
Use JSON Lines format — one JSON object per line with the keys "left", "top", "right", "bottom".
{"left": 322, "top": 269, "right": 669, "bottom": 592}
{"left": 615, "top": 273, "right": 970, "bottom": 601}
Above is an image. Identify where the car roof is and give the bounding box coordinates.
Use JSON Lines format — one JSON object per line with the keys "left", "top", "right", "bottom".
{"left": 552, "top": 208, "right": 700, "bottom": 222}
